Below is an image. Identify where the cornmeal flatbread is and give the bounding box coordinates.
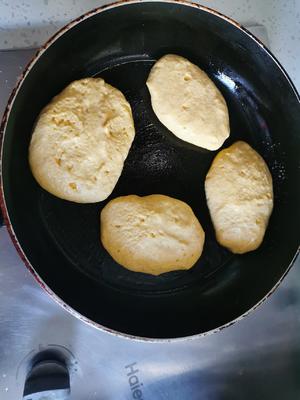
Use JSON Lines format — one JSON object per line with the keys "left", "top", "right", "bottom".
{"left": 100, "top": 194, "right": 205, "bottom": 275}
{"left": 205, "top": 141, "right": 273, "bottom": 254}
{"left": 29, "top": 78, "right": 135, "bottom": 203}
{"left": 146, "top": 54, "right": 229, "bottom": 150}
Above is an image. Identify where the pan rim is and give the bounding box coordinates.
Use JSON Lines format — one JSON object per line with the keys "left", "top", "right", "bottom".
{"left": 0, "top": 0, "right": 299, "bottom": 342}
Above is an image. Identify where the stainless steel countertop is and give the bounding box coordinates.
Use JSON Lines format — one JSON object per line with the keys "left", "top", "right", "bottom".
{"left": 0, "top": 44, "right": 300, "bottom": 400}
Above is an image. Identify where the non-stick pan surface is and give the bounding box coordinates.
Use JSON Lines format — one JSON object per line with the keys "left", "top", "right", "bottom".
{"left": 1, "top": 1, "right": 299, "bottom": 340}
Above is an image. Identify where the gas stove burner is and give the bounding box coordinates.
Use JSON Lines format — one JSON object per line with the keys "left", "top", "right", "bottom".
{"left": 0, "top": 23, "right": 300, "bottom": 398}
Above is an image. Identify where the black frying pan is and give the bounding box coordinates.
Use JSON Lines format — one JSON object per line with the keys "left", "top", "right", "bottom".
{"left": 1, "top": 0, "right": 299, "bottom": 340}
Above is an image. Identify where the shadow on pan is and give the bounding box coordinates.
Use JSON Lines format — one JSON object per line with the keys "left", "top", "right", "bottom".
{"left": 1, "top": 1, "right": 299, "bottom": 339}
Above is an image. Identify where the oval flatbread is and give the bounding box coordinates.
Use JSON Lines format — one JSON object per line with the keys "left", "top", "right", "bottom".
{"left": 100, "top": 194, "right": 205, "bottom": 275}
{"left": 205, "top": 141, "right": 273, "bottom": 254}
{"left": 29, "top": 78, "right": 135, "bottom": 203}
{"left": 146, "top": 54, "right": 230, "bottom": 150}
